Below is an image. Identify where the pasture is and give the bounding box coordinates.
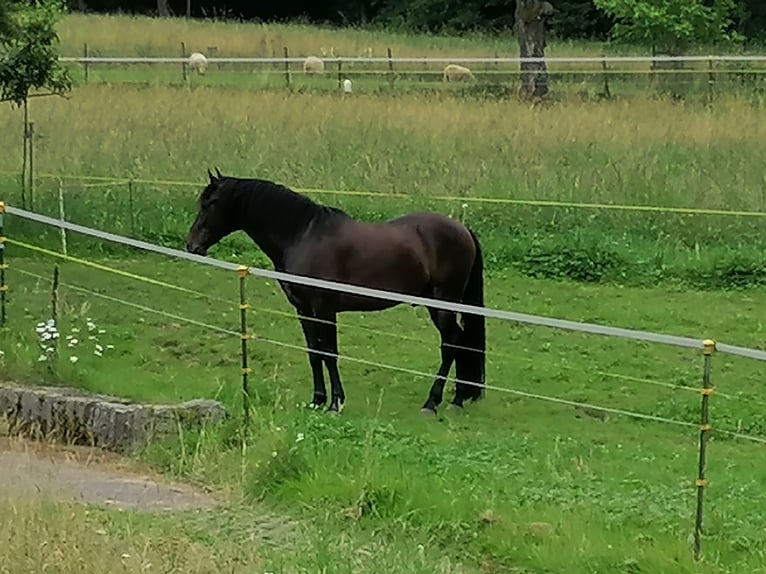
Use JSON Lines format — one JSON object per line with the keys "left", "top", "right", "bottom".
{"left": 2, "top": 13, "right": 766, "bottom": 574}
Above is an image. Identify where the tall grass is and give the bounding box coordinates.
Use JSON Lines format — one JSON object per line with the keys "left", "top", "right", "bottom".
{"left": 55, "top": 13, "right": 608, "bottom": 59}
{"left": 2, "top": 83, "right": 766, "bottom": 286}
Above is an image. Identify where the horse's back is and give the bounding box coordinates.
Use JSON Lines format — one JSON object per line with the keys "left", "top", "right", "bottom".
{"left": 383, "top": 211, "right": 477, "bottom": 287}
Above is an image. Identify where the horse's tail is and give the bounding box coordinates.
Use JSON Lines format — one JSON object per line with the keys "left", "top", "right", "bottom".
{"left": 456, "top": 228, "right": 486, "bottom": 401}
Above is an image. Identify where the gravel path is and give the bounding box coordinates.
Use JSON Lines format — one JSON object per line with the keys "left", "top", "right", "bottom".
{"left": 0, "top": 437, "right": 218, "bottom": 512}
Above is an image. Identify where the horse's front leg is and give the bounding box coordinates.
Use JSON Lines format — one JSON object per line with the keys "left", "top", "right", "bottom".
{"left": 298, "top": 313, "right": 326, "bottom": 409}
{"left": 316, "top": 312, "right": 345, "bottom": 414}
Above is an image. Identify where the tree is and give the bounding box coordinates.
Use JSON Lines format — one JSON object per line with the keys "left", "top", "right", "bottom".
{"left": 157, "top": 0, "right": 170, "bottom": 17}
{"left": 515, "top": 0, "right": 554, "bottom": 98}
{"left": 0, "top": 0, "right": 72, "bottom": 107}
{"left": 0, "top": 0, "right": 16, "bottom": 39}
{"left": 592, "top": 0, "right": 740, "bottom": 55}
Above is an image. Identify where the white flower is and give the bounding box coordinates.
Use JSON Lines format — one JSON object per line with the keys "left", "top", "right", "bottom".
{"left": 46, "top": 319, "right": 55, "bottom": 328}
{"left": 95, "top": 344, "right": 104, "bottom": 352}
{"left": 106, "top": 345, "right": 114, "bottom": 350}
{"left": 45, "top": 346, "right": 55, "bottom": 354}
{"left": 271, "top": 451, "right": 277, "bottom": 457}
{"left": 70, "top": 356, "right": 79, "bottom": 364}
{"left": 296, "top": 433, "right": 305, "bottom": 443}
{"left": 37, "top": 355, "right": 47, "bottom": 362}
{"left": 71, "top": 327, "right": 80, "bottom": 333}
{"left": 98, "top": 329, "right": 106, "bottom": 334}
{"left": 94, "top": 350, "right": 103, "bottom": 357}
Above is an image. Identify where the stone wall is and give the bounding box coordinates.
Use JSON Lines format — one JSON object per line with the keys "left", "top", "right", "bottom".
{"left": 0, "top": 383, "right": 227, "bottom": 452}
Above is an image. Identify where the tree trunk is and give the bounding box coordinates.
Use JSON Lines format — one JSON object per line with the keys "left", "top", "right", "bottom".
{"left": 157, "top": 0, "right": 170, "bottom": 17}
{"left": 514, "top": 1, "right": 554, "bottom": 99}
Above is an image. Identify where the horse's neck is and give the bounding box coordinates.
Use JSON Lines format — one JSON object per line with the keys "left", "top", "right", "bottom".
{"left": 238, "top": 189, "right": 319, "bottom": 268}
{"left": 243, "top": 227, "right": 288, "bottom": 269}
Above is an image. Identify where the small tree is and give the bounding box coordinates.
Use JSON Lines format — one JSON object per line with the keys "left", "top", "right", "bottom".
{"left": 0, "top": 0, "right": 71, "bottom": 208}
{"left": 0, "top": 0, "right": 72, "bottom": 107}
{"left": 592, "top": 0, "right": 740, "bottom": 56}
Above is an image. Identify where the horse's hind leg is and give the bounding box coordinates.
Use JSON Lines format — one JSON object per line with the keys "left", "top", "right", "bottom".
{"left": 298, "top": 313, "right": 327, "bottom": 409}
{"left": 421, "top": 308, "right": 461, "bottom": 415}
{"left": 315, "top": 311, "right": 346, "bottom": 414}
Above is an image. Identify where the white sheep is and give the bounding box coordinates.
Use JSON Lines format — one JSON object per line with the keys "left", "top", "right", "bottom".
{"left": 303, "top": 55, "right": 325, "bottom": 75}
{"left": 443, "top": 63, "right": 475, "bottom": 83}
{"left": 188, "top": 52, "right": 208, "bottom": 75}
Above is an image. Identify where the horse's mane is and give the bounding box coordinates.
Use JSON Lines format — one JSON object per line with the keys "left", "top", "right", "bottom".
{"left": 217, "top": 176, "right": 349, "bottom": 234}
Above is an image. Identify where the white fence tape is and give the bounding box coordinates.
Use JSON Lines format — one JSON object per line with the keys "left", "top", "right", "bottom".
{"left": 7, "top": 204, "right": 766, "bottom": 362}
{"left": 59, "top": 55, "right": 766, "bottom": 65}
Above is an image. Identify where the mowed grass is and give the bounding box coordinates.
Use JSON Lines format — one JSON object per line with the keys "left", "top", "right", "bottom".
{"left": 3, "top": 239, "right": 766, "bottom": 572}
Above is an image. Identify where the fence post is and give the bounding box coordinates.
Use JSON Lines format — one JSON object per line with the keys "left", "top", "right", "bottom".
{"left": 693, "top": 338, "right": 716, "bottom": 560}
{"left": 20, "top": 99, "right": 28, "bottom": 209}
{"left": 50, "top": 264, "right": 60, "bottom": 367}
{"left": 387, "top": 47, "right": 394, "bottom": 88}
{"left": 28, "top": 121, "right": 35, "bottom": 212}
{"left": 128, "top": 179, "right": 136, "bottom": 237}
{"left": 707, "top": 57, "right": 714, "bottom": 104}
{"left": 181, "top": 42, "right": 187, "bottom": 82}
{"left": 0, "top": 201, "right": 6, "bottom": 327}
{"left": 237, "top": 265, "right": 252, "bottom": 432}
{"left": 337, "top": 57, "right": 343, "bottom": 90}
{"left": 57, "top": 179, "right": 67, "bottom": 255}
{"left": 601, "top": 57, "right": 611, "bottom": 99}
{"left": 83, "top": 43, "right": 89, "bottom": 84}
{"left": 283, "top": 46, "right": 290, "bottom": 88}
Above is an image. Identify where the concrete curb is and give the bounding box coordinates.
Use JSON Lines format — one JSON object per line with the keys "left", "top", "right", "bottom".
{"left": 0, "top": 383, "right": 227, "bottom": 452}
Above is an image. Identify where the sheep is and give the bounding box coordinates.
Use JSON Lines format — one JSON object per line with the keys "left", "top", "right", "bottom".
{"left": 303, "top": 55, "right": 325, "bottom": 75}
{"left": 443, "top": 63, "right": 475, "bottom": 83}
{"left": 188, "top": 52, "right": 208, "bottom": 75}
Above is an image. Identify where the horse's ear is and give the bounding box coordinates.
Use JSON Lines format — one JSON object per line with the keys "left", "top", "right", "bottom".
{"left": 215, "top": 167, "right": 223, "bottom": 178}
{"left": 207, "top": 169, "right": 217, "bottom": 184}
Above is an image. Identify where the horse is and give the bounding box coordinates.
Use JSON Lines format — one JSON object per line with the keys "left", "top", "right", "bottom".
{"left": 185, "top": 169, "right": 486, "bottom": 416}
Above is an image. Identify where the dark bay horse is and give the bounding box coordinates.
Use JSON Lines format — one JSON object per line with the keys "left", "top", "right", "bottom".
{"left": 185, "top": 170, "right": 486, "bottom": 415}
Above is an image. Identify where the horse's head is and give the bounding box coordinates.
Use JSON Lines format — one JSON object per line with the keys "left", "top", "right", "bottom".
{"left": 186, "top": 168, "right": 231, "bottom": 256}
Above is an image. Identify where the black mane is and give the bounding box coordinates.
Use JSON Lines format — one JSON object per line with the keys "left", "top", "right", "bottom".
{"left": 217, "top": 176, "right": 348, "bottom": 234}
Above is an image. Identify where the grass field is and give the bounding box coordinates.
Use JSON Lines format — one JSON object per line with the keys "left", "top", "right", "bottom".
{"left": 3, "top": 83, "right": 766, "bottom": 288}
{"left": 3, "top": 247, "right": 766, "bottom": 573}
{"left": 2, "top": 12, "right": 766, "bottom": 574}
{"left": 49, "top": 13, "right": 766, "bottom": 101}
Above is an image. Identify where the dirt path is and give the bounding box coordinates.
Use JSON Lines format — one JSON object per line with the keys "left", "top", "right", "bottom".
{"left": 0, "top": 436, "right": 218, "bottom": 512}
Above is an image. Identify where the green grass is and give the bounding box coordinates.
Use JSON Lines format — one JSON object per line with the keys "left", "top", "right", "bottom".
{"left": 3, "top": 244, "right": 766, "bottom": 572}
{"left": 3, "top": 82, "right": 766, "bottom": 288}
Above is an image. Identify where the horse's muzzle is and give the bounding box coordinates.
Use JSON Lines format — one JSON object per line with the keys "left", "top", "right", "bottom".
{"left": 185, "top": 242, "right": 208, "bottom": 256}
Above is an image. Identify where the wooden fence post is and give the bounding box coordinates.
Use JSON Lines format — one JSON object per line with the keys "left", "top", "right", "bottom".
{"left": 693, "top": 338, "right": 716, "bottom": 560}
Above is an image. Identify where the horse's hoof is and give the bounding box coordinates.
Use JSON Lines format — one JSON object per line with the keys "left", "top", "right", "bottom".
{"left": 326, "top": 401, "right": 344, "bottom": 416}
{"left": 447, "top": 403, "right": 464, "bottom": 411}
{"left": 306, "top": 402, "right": 324, "bottom": 411}
{"left": 420, "top": 407, "right": 437, "bottom": 417}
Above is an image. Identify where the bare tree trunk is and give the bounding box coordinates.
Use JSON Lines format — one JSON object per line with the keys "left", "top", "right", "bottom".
{"left": 514, "top": 1, "right": 554, "bottom": 99}
{"left": 157, "top": 0, "right": 170, "bottom": 17}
